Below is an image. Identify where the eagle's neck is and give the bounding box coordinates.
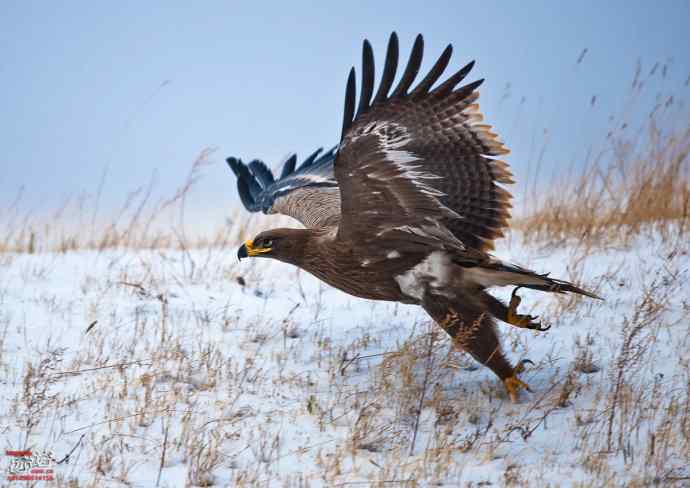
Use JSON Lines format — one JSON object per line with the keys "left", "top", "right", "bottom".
{"left": 294, "top": 227, "right": 344, "bottom": 283}
{"left": 299, "top": 227, "right": 337, "bottom": 265}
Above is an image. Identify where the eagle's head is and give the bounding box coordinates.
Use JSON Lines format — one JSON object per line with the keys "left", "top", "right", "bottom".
{"left": 237, "top": 228, "right": 308, "bottom": 264}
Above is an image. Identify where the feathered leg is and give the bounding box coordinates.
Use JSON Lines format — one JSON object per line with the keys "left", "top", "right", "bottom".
{"left": 424, "top": 297, "right": 530, "bottom": 402}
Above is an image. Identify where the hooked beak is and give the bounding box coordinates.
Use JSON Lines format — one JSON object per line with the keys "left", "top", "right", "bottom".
{"left": 237, "top": 242, "right": 248, "bottom": 260}
{"left": 237, "top": 239, "right": 272, "bottom": 261}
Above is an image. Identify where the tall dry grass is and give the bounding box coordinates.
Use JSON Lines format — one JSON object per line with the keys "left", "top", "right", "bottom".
{"left": 516, "top": 118, "right": 689, "bottom": 247}
{"left": 0, "top": 148, "right": 256, "bottom": 254}
{"left": 516, "top": 63, "right": 690, "bottom": 249}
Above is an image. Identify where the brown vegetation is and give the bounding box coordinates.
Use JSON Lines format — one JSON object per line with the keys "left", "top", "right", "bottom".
{"left": 516, "top": 67, "right": 690, "bottom": 249}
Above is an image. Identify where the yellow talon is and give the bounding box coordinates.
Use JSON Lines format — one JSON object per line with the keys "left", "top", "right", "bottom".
{"left": 506, "top": 287, "right": 549, "bottom": 331}
{"left": 504, "top": 376, "right": 530, "bottom": 402}
{"left": 503, "top": 360, "right": 533, "bottom": 402}
{"left": 507, "top": 308, "right": 532, "bottom": 327}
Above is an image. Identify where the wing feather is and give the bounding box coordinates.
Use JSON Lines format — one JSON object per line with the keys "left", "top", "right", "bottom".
{"left": 298, "top": 148, "right": 323, "bottom": 170}
{"left": 279, "top": 154, "right": 298, "bottom": 179}
{"left": 248, "top": 160, "right": 275, "bottom": 187}
{"left": 227, "top": 157, "right": 263, "bottom": 204}
{"left": 391, "top": 34, "right": 424, "bottom": 98}
{"left": 341, "top": 68, "right": 357, "bottom": 140}
{"left": 410, "top": 44, "right": 453, "bottom": 98}
{"left": 228, "top": 32, "right": 513, "bottom": 247}
{"left": 335, "top": 33, "right": 513, "bottom": 251}
{"left": 356, "top": 40, "right": 375, "bottom": 118}
{"left": 373, "top": 33, "right": 399, "bottom": 105}
{"left": 226, "top": 148, "right": 340, "bottom": 228}
{"left": 431, "top": 61, "right": 477, "bottom": 97}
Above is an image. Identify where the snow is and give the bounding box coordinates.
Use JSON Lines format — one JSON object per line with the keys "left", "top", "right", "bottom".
{"left": 0, "top": 233, "right": 688, "bottom": 486}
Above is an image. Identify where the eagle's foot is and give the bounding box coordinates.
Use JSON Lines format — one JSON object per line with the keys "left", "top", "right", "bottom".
{"left": 503, "top": 359, "right": 533, "bottom": 402}
{"left": 507, "top": 287, "right": 549, "bottom": 331}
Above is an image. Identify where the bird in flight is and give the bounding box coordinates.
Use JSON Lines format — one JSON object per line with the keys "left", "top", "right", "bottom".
{"left": 227, "top": 33, "right": 599, "bottom": 402}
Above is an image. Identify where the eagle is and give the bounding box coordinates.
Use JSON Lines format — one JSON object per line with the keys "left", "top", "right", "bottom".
{"left": 227, "top": 33, "right": 599, "bottom": 401}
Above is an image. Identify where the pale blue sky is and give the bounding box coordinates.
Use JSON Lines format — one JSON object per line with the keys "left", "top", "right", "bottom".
{"left": 2, "top": 1, "right": 689, "bottom": 222}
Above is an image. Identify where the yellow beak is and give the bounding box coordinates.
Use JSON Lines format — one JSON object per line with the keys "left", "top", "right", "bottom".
{"left": 237, "top": 239, "right": 272, "bottom": 259}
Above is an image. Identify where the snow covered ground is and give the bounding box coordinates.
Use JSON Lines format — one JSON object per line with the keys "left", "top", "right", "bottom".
{"left": 1, "top": 230, "right": 688, "bottom": 487}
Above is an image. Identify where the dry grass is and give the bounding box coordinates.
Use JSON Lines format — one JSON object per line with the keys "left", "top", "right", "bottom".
{"left": 5, "top": 243, "right": 688, "bottom": 486}
{"left": 2, "top": 197, "right": 689, "bottom": 486}
{"left": 516, "top": 69, "right": 690, "bottom": 249}
{"left": 0, "top": 148, "right": 265, "bottom": 255}
{"left": 516, "top": 120, "right": 689, "bottom": 248}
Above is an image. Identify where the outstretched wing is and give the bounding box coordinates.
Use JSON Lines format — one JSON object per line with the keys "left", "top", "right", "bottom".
{"left": 226, "top": 147, "right": 341, "bottom": 228}
{"left": 335, "top": 33, "right": 514, "bottom": 252}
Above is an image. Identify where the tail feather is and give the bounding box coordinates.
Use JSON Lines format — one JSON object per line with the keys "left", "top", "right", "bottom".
{"left": 518, "top": 276, "right": 601, "bottom": 299}
{"left": 464, "top": 260, "right": 602, "bottom": 299}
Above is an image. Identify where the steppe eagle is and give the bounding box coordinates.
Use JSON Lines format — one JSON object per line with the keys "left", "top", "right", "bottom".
{"left": 227, "top": 33, "right": 598, "bottom": 401}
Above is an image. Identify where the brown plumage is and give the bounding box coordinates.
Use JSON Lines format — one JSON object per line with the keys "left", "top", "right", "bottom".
{"left": 231, "top": 33, "right": 600, "bottom": 402}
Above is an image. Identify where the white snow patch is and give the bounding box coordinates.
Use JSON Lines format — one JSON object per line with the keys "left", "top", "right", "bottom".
{"left": 0, "top": 232, "right": 687, "bottom": 486}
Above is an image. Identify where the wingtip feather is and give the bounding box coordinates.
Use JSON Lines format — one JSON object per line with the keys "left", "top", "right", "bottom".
{"left": 341, "top": 67, "right": 357, "bottom": 140}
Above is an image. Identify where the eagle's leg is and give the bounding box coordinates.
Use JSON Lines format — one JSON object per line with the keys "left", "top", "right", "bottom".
{"left": 483, "top": 288, "right": 549, "bottom": 331}
{"left": 424, "top": 299, "right": 531, "bottom": 402}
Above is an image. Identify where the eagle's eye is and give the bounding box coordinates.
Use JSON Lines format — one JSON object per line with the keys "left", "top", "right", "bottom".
{"left": 261, "top": 239, "right": 273, "bottom": 248}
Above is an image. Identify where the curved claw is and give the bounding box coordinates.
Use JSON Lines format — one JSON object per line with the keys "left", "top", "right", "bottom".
{"left": 514, "top": 358, "right": 534, "bottom": 374}
{"left": 511, "top": 285, "right": 525, "bottom": 295}
{"left": 528, "top": 321, "right": 551, "bottom": 332}
{"left": 510, "top": 286, "right": 525, "bottom": 307}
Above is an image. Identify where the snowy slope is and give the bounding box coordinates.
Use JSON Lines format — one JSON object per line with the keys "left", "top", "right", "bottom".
{"left": 0, "top": 232, "right": 688, "bottom": 487}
